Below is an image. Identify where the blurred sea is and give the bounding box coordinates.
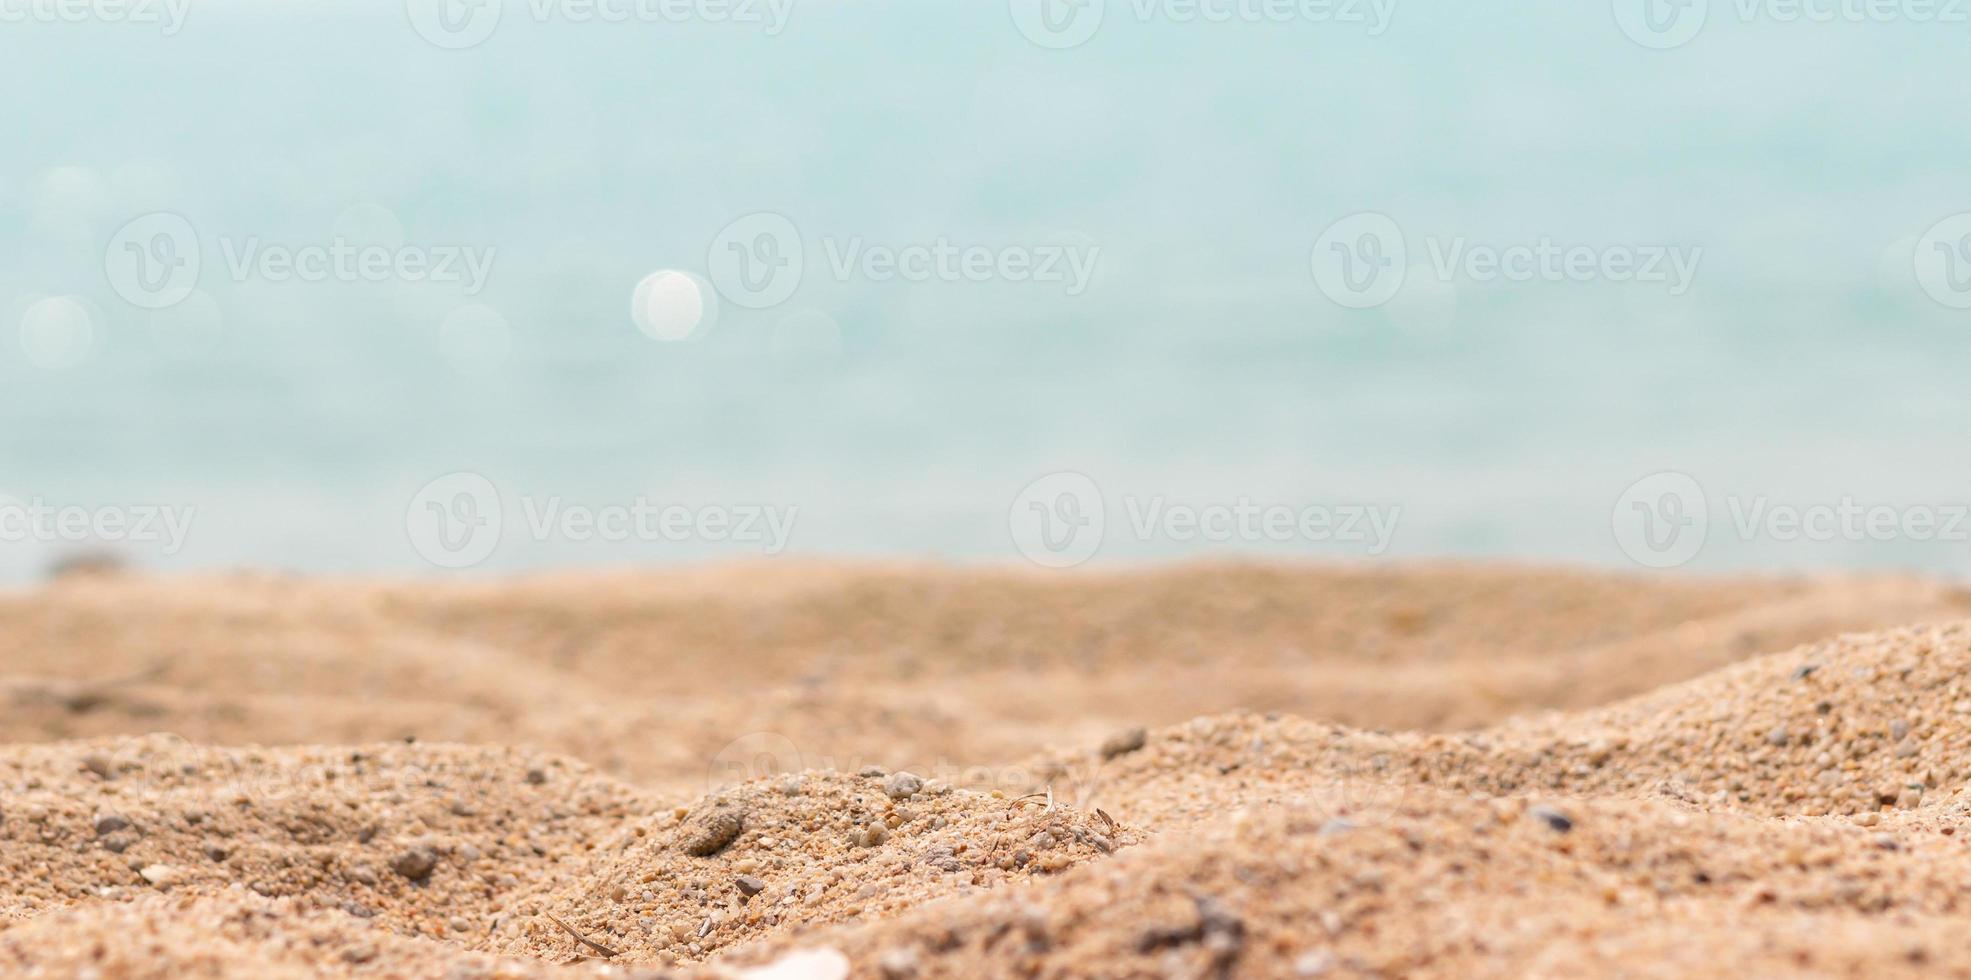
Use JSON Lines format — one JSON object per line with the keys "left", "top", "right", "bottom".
{"left": 3, "top": 0, "right": 1970, "bottom": 581}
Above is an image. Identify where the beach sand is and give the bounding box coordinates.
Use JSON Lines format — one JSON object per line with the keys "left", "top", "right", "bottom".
{"left": 4, "top": 562, "right": 1971, "bottom": 977}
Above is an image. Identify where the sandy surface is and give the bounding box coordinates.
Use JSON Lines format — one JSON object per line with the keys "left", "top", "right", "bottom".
{"left": 3, "top": 561, "right": 1971, "bottom": 977}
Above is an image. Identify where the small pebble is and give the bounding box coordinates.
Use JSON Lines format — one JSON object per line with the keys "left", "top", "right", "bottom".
{"left": 1295, "top": 950, "right": 1338, "bottom": 976}
{"left": 391, "top": 847, "right": 439, "bottom": 882}
{"left": 1317, "top": 818, "right": 1358, "bottom": 837}
{"left": 1530, "top": 805, "right": 1574, "bottom": 833}
{"left": 884, "top": 771, "right": 924, "bottom": 799}
{"left": 680, "top": 806, "right": 746, "bottom": 857}
{"left": 877, "top": 947, "right": 920, "bottom": 979}
{"left": 1101, "top": 727, "right": 1149, "bottom": 760}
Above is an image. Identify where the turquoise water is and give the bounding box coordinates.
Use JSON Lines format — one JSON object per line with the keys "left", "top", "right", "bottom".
{"left": 3, "top": 1, "right": 1970, "bottom": 580}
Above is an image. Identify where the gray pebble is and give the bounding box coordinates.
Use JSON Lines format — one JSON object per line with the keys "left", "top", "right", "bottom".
{"left": 884, "top": 771, "right": 924, "bottom": 799}
{"left": 391, "top": 846, "right": 439, "bottom": 882}
{"left": 1101, "top": 727, "right": 1149, "bottom": 760}
{"left": 1530, "top": 805, "right": 1574, "bottom": 833}
{"left": 680, "top": 806, "right": 746, "bottom": 857}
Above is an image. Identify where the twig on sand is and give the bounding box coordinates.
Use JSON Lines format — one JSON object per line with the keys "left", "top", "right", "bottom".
{"left": 545, "top": 913, "right": 620, "bottom": 959}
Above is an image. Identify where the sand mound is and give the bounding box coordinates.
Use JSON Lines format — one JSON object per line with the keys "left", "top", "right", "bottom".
{"left": 495, "top": 770, "right": 1135, "bottom": 967}
{"left": 1035, "top": 620, "right": 1971, "bottom": 832}
{"left": 8, "top": 564, "right": 1971, "bottom": 976}
{"left": 1476, "top": 621, "right": 1971, "bottom": 817}
{"left": 0, "top": 735, "right": 648, "bottom": 944}
{"left": 0, "top": 893, "right": 621, "bottom": 980}
{"left": 734, "top": 792, "right": 1971, "bottom": 978}
{"left": 1016, "top": 713, "right": 1448, "bottom": 835}
{"left": 7, "top": 563, "right": 1964, "bottom": 809}
{"left": 385, "top": 563, "right": 1971, "bottom": 737}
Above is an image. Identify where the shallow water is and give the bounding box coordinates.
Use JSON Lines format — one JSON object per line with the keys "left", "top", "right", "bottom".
{"left": 3, "top": 1, "right": 1969, "bottom": 581}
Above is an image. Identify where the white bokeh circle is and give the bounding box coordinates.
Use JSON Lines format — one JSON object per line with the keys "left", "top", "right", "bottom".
{"left": 632, "top": 269, "right": 718, "bottom": 341}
